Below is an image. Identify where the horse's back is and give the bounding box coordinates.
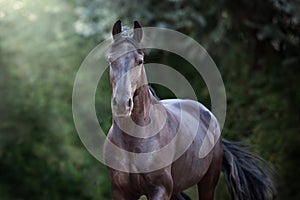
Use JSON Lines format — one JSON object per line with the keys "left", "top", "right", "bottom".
{"left": 161, "top": 99, "right": 221, "bottom": 192}
{"left": 160, "top": 99, "right": 220, "bottom": 146}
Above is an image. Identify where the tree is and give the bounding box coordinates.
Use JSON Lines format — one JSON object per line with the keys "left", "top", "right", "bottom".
{"left": 0, "top": 0, "right": 111, "bottom": 199}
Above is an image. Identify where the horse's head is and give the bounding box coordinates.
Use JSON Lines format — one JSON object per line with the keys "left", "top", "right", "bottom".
{"left": 108, "top": 20, "right": 145, "bottom": 117}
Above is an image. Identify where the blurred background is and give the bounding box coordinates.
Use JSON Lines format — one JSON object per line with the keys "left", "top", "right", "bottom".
{"left": 0, "top": 0, "right": 299, "bottom": 199}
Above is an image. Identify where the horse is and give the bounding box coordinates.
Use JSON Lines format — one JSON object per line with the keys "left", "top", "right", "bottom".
{"left": 103, "top": 20, "right": 276, "bottom": 200}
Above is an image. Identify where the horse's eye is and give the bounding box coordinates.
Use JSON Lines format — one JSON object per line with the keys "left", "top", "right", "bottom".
{"left": 137, "top": 49, "right": 144, "bottom": 55}
{"left": 110, "top": 60, "right": 117, "bottom": 67}
{"left": 137, "top": 59, "right": 144, "bottom": 65}
{"left": 108, "top": 57, "right": 114, "bottom": 63}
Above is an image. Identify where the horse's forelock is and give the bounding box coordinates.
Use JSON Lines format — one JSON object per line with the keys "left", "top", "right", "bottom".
{"left": 120, "top": 26, "right": 133, "bottom": 37}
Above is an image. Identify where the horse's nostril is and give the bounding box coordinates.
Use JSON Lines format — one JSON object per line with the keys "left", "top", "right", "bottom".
{"left": 128, "top": 98, "right": 132, "bottom": 108}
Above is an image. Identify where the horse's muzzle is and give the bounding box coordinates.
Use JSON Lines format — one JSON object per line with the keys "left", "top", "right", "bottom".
{"left": 112, "top": 96, "right": 133, "bottom": 117}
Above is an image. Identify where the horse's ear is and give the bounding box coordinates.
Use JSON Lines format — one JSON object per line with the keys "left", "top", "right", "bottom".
{"left": 112, "top": 20, "right": 122, "bottom": 40}
{"left": 133, "top": 21, "right": 143, "bottom": 43}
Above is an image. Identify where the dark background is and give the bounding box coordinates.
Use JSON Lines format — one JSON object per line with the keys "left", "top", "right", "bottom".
{"left": 0, "top": 0, "right": 299, "bottom": 199}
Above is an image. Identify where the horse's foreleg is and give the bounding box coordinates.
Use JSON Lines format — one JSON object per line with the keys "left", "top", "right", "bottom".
{"left": 147, "top": 170, "right": 173, "bottom": 200}
{"left": 171, "top": 192, "right": 191, "bottom": 200}
{"left": 148, "top": 186, "right": 172, "bottom": 200}
{"left": 111, "top": 183, "right": 139, "bottom": 200}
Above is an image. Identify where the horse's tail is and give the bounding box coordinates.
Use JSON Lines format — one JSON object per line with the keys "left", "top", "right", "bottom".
{"left": 222, "top": 138, "right": 276, "bottom": 200}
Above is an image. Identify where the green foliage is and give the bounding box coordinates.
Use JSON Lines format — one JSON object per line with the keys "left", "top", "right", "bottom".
{"left": 0, "top": 0, "right": 111, "bottom": 199}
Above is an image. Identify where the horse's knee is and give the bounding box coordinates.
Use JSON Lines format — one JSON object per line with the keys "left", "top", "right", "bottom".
{"left": 148, "top": 186, "right": 172, "bottom": 200}
{"left": 146, "top": 169, "right": 173, "bottom": 200}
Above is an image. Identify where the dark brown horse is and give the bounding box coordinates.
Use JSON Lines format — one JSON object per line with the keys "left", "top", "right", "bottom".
{"left": 104, "top": 20, "right": 276, "bottom": 200}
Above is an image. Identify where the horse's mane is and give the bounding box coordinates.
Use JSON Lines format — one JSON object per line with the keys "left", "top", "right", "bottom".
{"left": 148, "top": 85, "right": 160, "bottom": 100}
{"left": 120, "top": 26, "right": 133, "bottom": 37}
{"left": 110, "top": 26, "right": 140, "bottom": 48}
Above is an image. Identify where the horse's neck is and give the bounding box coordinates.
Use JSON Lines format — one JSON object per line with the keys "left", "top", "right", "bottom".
{"left": 131, "top": 85, "right": 151, "bottom": 125}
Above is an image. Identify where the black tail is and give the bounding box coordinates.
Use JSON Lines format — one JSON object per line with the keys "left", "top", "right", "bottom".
{"left": 222, "top": 138, "right": 276, "bottom": 200}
